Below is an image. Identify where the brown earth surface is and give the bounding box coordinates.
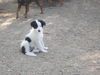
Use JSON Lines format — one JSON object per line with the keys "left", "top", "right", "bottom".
{"left": 0, "top": 0, "right": 100, "bottom": 75}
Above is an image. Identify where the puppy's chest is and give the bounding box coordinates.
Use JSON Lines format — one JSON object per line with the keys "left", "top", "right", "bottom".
{"left": 33, "top": 32, "right": 43, "bottom": 39}
{"left": 29, "top": 34, "right": 43, "bottom": 46}
{"left": 27, "top": 32, "right": 43, "bottom": 42}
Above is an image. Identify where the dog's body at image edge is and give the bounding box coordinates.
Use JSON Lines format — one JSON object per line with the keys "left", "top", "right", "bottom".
{"left": 16, "top": 0, "right": 44, "bottom": 19}
{"left": 20, "top": 20, "right": 48, "bottom": 56}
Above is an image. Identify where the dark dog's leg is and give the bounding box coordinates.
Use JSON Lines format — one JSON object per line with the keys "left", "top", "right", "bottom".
{"left": 35, "top": 0, "right": 44, "bottom": 14}
{"left": 59, "top": 0, "right": 64, "bottom": 6}
{"left": 48, "top": 0, "right": 53, "bottom": 4}
{"left": 16, "top": 4, "right": 22, "bottom": 19}
{"left": 40, "top": 0, "right": 45, "bottom": 14}
{"left": 24, "top": 4, "right": 29, "bottom": 18}
{"left": 39, "top": 2, "right": 44, "bottom": 14}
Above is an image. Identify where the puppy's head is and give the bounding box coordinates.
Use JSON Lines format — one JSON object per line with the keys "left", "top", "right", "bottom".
{"left": 31, "top": 20, "right": 46, "bottom": 32}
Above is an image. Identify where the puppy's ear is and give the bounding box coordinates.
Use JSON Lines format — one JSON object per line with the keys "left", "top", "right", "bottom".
{"left": 31, "top": 21, "right": 38, "bottom": 29}
{"left": 38, "top": 20, "right": 46, "bottom": 27}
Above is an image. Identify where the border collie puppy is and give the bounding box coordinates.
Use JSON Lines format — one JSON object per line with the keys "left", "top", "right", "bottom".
{"left": 20, "top": 20, "right": 48, "bottom": 56}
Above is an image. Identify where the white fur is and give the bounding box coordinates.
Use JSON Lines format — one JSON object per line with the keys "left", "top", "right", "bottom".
{"left": 20, "top": 20, "right": 48, "bottom": 56}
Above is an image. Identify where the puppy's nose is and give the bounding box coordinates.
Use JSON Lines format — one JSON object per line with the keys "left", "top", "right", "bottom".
{"left": 38, "top": 30, "right": 41, "bottom": 32}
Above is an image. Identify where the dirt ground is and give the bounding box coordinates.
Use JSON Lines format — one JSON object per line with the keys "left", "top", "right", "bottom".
{"left": 0, "top": 0, "right": 100, "bottom": 75}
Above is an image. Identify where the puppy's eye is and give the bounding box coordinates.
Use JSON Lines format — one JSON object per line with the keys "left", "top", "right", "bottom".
{"left": 38, "top": 30, "right": 41, "bottom": 32}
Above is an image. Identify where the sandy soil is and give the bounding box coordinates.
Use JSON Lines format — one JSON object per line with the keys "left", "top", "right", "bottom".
{"left": 0, "top": 0, "right": 100, "bottom": 75}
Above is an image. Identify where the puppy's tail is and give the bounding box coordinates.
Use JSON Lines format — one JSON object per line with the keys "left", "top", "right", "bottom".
{"left": 20, "top": 41, "right": 37, "bottom": 56}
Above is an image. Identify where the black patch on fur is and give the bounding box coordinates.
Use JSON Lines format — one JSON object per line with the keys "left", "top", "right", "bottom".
{"left": 38, "top": 20, "right": 46, "bottom": 27}
{"left": 30, "top": 46, "right": 34, "bottom": 52}
{"left": 21, "top": 46, "right": 26, "bottom": 54}
{"left": 25, "top": 37, "right": 31, "bottom": 43}
{"left": 31, "top": 21, "right": 38, "bottom": 29}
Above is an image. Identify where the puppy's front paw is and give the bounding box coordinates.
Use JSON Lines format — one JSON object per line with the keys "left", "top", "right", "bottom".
{"left": 44, "top": 47, "right": 48, "bottom": 50}
{"left": 41, "top": 49, "right": 48, "bottom": 53}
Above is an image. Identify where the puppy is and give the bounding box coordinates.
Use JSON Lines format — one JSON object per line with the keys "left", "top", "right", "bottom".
{"left": 20, "top": 20, "right": 48, "bottom": 56}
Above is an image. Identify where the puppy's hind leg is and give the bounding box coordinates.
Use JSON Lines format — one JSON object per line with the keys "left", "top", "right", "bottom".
{"left": 31, "top": 47, "right": 40, "bottom": 53}
{"left": 21, "top": 41, "right": 37, "bottom": 56}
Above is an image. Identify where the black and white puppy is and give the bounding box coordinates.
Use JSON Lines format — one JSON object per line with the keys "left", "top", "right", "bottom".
{"left": 20, "top": 20, "right": 48, "bottom": 56}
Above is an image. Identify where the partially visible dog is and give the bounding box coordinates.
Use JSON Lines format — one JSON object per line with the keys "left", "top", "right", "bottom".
{"left": 16, "top": 0, "right": 44, "bottom": 19}
{"left": 20, "top": 20, "right": 48, "bottom": 56}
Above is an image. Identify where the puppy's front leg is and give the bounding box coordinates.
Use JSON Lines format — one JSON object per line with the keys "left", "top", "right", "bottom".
{"left": 38, "top": 40, "right": 48, "bottom": 53}
{"left": 41, "top": 38, "right": 48, "bottom": 50}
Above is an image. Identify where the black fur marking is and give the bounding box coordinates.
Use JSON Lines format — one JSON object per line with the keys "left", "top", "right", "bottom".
{"left": 25, "top": 37, "right": 31, "bottom": 43}
{"left": 38, "top": 20, "right": 46, "bottom": 27}
{"left": 21, "top": 46, "right": 26, "bottom": 54}
{"left": 30, "top": 46, "right": 34, "bottom": 52}
{"left": 31, "top": 21, "right": 38, "bottom": 29}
